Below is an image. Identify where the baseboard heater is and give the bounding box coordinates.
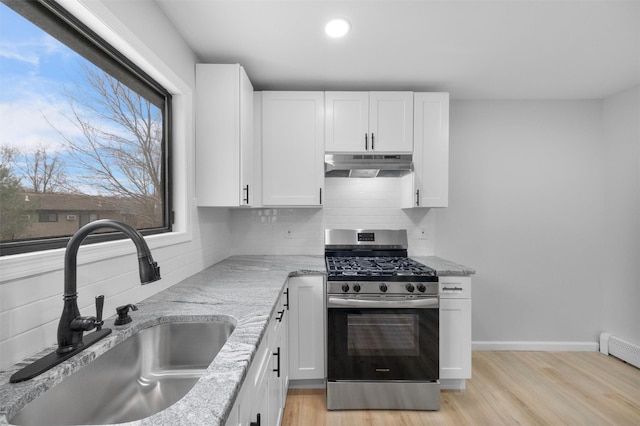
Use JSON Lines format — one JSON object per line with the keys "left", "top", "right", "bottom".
{"left": 600, "top": 332, "right": 640, "bottom": 369}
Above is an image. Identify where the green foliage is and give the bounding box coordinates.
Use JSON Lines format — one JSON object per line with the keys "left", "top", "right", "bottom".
{"left": 0, "top": 165, "right": 34, "bottom": 241}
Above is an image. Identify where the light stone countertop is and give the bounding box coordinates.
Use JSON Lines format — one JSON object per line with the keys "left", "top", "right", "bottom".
{"left": 0, "top": 255, "right": 325, "bottom": 426}
{"left": 0, "top": 254, "right": 473, "bottom": 425}
{"left": 414, "top": 256, "right": 476, "bottom": 276}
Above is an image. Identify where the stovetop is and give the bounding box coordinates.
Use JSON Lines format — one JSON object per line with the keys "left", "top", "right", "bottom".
{"left": 325, "top": 256, "right": 437, "bottom": 281}
{"left": 324, "top": 229, "right": 439, "bottom": 296}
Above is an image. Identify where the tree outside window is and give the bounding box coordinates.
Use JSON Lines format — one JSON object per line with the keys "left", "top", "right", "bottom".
{"left": 0, "top": 0, "right": 171, "bottom": 253}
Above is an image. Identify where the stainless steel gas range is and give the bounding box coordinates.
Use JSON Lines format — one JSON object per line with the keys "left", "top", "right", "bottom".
{"left": 325, "top": 229, "right": 440, "bottom": 411}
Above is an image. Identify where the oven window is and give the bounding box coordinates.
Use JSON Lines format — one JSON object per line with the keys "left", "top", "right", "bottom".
{"left": 327, "top": 306, "right": 439, "bottom": 381}
{"left": 347, "top": 313, "right": 419, "bottom": 357}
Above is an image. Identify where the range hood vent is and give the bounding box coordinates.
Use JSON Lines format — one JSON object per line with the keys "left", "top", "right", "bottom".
{"left": 325, "top": 154, "right": 413, "bottom": 178}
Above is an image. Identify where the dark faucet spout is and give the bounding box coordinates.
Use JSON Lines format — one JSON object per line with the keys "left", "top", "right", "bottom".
{"left": 58, "top": 219, "right": 160, "bottom": 354}
{"left": 9, "top": 220, "right": 160, "bottom": 382}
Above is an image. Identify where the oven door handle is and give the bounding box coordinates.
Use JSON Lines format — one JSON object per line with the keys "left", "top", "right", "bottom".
{"left": 327, "top": 296, "right": 438, "bottom": 309}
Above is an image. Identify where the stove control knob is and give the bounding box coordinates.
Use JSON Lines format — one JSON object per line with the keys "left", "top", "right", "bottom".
{"left": 417, "top": 283, "right": 426, "bottom": 293}
{"left": 341, "top": 284, "right": 350, "bottom": 293}
{"left": 353, "top": 284, "right": 361, "bottom": 293}
{"left": 406, "top": 283, "right": 415, "bottom": 293}
{"left": 379, "top": 283, "right": 388, "bottom": 293}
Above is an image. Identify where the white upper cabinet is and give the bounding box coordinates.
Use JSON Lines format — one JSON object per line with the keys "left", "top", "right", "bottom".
{"left": 325, "top": 91, "right": 413, "bottom": 153}
{"left": 325, "top": 92, "right": 369, "bottom": 152}
{"left": 196, "top": 64, "right": 254, "bottom": 207}
{"left": 402, "top": 92, "right": 449, "bottom": 208}
{"left": 261, "top": 91, "right": 324, "bottom": 207}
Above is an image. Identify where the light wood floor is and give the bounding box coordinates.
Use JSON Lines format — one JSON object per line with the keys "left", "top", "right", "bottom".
{"left": 283, "top": 351, "right": 640, "bottom": 426}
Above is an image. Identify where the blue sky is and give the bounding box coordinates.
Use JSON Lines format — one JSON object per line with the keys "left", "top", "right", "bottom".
{"left": 0, "top": 3, "right": 88, "bottom": 152}
{"left": 0, "top": 3, "right": 162, "bottom": 198}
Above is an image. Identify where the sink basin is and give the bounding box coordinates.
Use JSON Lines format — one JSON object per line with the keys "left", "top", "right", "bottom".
{"left": 11, "top": 320, "right": 236, "bottom": 425}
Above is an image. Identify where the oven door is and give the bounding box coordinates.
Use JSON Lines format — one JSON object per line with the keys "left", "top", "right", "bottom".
{"left": 327, "top": 295, "right": 439, "bottom": 382}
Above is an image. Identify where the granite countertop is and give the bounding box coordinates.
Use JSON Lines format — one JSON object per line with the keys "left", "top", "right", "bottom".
{"left": 0, "top": 255, "right": 325, "bottom": 426}
{"left": 0, "top": 254, "right": 473, "bottom": 425}
{"left": 414, "top": 256, "right": 476, "bottom": 276}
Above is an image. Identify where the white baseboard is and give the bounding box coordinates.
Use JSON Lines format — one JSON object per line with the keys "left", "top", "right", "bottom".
{"left": 473, "top": 341, "right": 599, "bottom": 352}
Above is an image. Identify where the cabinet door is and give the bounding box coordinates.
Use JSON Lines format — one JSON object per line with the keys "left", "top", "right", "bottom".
{"left": 255, "top": 376, "right": 269, "bottom": 426}
{"left": 280, "top": 289, "right": 289, "bottom": 408}
{"left": 269, "top": 333, "right": 287, "bottom": 426}
{"left": 196, "top": 64, "right": 254, "bottom": 207}
{"left": 439, "top": 298, "right": 472, "bottom": 379}
{"left": 239, "top": 68, "right": 254, "bottom": 206}
{"left": 288, "top": 276, "right": 325, "bottom": 381}
{"left": 412, "top": 92, "right": 449, "bottom": 208}
{"left": 268, "top": 346, "right": 279, "bottom": 426}
{"left": 369, "top": 92, "right": 414, "bottom": 153}
{"left": 224, "top": 397, "right": 240, "bottom": 426}
{"left": 325, "top": 92, "right": 369, "bottom": 152}
{"left": 238, "top": 335, "right": 269, "bottom": 426}
{"left": 261, "top": 92, "right": 324, "bottom": 206}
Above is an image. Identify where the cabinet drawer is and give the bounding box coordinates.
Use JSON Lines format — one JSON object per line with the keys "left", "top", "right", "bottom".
{"left": 438, "top": 277, "right": 471, "bottom": 299}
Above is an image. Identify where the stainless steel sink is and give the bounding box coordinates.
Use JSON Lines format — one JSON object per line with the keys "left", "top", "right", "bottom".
{"left": 11, "top": 320, "right": 236, "bottom": 425}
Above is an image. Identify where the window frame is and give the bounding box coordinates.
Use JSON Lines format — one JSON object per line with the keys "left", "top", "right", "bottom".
{"left": 0, "top": 0, "right": 173, "bottom": 256}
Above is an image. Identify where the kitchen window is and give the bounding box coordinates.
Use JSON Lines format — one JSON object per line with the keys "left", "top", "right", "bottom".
{"left": 0, "top": 0, "right": 172, "bottom": 255}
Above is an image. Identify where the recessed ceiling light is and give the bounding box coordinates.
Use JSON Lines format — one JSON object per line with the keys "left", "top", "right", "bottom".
{"left": 325, "top": 18, "right": 350, "bottom": 38}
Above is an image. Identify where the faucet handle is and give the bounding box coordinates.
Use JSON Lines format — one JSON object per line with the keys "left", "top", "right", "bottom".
{"left": 95, "top": 295, "right": 105, "bottom": 330}
{"left": 114, "top": 304, "right": 138, "bottom": 325}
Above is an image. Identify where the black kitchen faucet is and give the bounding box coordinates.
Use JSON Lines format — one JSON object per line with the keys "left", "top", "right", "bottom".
{"left": 9, "top": 220, "right": 160, "bottom": 383}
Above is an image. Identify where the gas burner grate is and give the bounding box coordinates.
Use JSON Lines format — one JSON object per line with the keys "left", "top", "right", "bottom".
{"left": 326, "top": 256, "right": 436, "bottom": 278}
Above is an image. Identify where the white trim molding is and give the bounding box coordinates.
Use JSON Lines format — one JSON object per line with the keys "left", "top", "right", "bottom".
{"left": 473, "top": 341, "right": 599, "bottom": 352}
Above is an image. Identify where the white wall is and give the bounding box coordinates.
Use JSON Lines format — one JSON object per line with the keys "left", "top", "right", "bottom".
{"left": 602, "top": 86, "right": 640, "bottom": 346}
{"left": 434, "top": 100, "right": 605, "bottom": 349}
{"left": 0, "top": 0, "right": 231, "bottom": 370}
{"left": 229, "top": 177, "right": 436, "bottom": 257}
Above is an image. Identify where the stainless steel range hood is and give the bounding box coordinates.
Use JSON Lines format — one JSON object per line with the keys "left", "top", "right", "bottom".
{"left": 325, "top": 154, "right": 413, "bottom": 178}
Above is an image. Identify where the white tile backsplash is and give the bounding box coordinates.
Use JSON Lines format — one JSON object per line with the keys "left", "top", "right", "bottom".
{"left": 231, "top": 177, "right": 436, "bottom": 256}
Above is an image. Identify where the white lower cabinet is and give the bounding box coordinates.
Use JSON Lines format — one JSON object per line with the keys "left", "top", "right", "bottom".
{"left": 287, "top": 275, "right": 325, "bottom": 382}
{"left": 230, "top": 286, "right": 289, "bottom": 426}
{"left": 439, "top": 276, "right": 472, "bottom": 390}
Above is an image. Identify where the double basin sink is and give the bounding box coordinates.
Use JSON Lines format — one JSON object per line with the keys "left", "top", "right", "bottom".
{"left": 10, "top": 320, "right": 236, "bottom": 425}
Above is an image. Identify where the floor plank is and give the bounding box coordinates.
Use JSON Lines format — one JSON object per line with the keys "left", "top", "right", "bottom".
{"left": 283, "top": 351, "right": 640, "bottom": 426}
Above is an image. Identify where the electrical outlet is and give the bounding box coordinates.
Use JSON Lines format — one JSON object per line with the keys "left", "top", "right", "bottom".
{"left": 419, "top": 227, "right": 427, "bottom": 239}
{"left": 285, "top": 229, "right": 293, "bottom": 239}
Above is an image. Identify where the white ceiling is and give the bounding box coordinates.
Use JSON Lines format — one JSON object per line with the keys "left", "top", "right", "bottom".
{"left": 156, "top": 0, "right": 640, "bottom": 99}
